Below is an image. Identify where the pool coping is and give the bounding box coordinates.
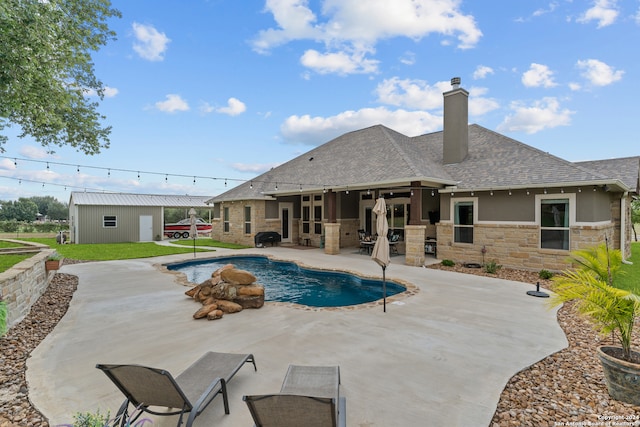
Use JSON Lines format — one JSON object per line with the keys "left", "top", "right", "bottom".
{"left": 156, "top": 252, "right": 419, "bottom": 311}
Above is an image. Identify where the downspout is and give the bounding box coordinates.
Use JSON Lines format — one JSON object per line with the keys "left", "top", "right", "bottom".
{"left": 621, "top": 192, "right": 633, "bottom": 265}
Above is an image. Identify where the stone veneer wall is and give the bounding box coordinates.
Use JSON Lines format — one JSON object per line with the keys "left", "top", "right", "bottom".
{"left": 436, "top": 222, "right": 617, "bottom": 272}
{"left": 338, "top": 219, "right": 361, "bottom": 248}
{"left": 0, "top": 249, "right": 54, "bottom": 330}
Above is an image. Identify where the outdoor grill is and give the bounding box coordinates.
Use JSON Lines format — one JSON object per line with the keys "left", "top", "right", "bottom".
{"left": 254, "top": 231, "right": 281, "bottom": 247}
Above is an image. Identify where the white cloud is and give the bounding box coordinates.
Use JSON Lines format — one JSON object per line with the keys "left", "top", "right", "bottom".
{"left": 231, "top": 162, "right": 281, "bottom": 173}
{"left": 83, "top": 86, "right": 119, "bottom": 98}
{"left": 533, "top": 2, "right": 559, "bottom": 17}
{"left": 522, "top": 63, "right": 557, "bottom": 88}
{"left": 154, "top": 94, "right": 189, "bottom": 113}
{"left": 577, "top": 0, "right": 619, "bottom": 28}
{"left": 375, "top": 77, "right": 450, "bottom": 110}
{"left": 497, "top": 97, "right": 574, "bottom": 134}
{"left": 103, "top": 87, "right": 119, "bottom": 98}
{"left": 132, "top": 23, "right": 171, "bottom": 61}
{"left": 468, "top": 87, "right": 499, "bottom": 116}
{"left": 216, "top": 98, "right": 247, "bottom": 116}
{"left": 301, "top": 49, "right": 379, "bottom": 74}
{"left": 472, "top": 65, "right": 494, "bottom": 80}
{"left": 569, "top": 82, "right": 582, "bottom": 91}
{"left": 399, "top": 51, "right": 416, "bottom": 65}
{"left": 280, "top": 107, "right": 441, "bottom": 145}
{"left": 374, "top": 77, "right": 498, "bottom": 117}
{"left": 253, "top": 0, "right": 482, "bottom": 74}
{"left": 19, "top": 146, "right": 50, "bottom": 159}
{"left": 576, "top": 59, "right": 624, "bottom": 86}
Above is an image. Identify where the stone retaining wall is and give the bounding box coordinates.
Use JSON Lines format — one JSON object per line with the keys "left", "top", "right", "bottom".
{"left": 0, "top": 244, "right": 55, "bottom": 330}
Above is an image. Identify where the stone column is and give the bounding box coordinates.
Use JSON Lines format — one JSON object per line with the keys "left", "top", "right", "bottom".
{"left": 405, "top": 225, "right": 426, "bottom": 266}
{"left": 324, "top": 223, "right": 341, "bottom": 255}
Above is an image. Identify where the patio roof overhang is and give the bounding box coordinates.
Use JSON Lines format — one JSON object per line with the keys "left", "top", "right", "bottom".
{"left": 261, "top": 176, "right": 459, "bottom": 197}
{"left": 442, "top": 178, "right": 631, "bottom": 195}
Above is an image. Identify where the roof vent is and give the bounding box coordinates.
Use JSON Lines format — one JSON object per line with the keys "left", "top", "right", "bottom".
{"left": 451, "top": 77, "right": 461, "bottom": 89}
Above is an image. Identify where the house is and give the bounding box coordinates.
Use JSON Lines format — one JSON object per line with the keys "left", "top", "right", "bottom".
{"left": 209, "top": 78, "right": 639, "bottom": 271}
{"left": 68, "top": 192, "right": 212, "bottom": 244}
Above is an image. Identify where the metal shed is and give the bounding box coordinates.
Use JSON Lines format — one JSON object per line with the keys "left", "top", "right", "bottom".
{"left": 68, "top": 192, "right": 212, "bottom": 244}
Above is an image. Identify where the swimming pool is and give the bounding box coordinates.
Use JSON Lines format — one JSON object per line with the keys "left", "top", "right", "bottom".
{"left": 167, "top": 256, "right": 406, "bottom": 307}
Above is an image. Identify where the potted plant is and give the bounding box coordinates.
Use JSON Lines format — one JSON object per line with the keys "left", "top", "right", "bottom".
{"left": 549, "top": 241, "right": 640, "bottom": 405}
{"left": 45, "top": 254, "right": 62, "bottom": 271}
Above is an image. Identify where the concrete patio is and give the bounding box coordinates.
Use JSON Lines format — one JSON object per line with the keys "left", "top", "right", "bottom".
{"left": 26, "top": 246, "right": 567, "bottom": 427}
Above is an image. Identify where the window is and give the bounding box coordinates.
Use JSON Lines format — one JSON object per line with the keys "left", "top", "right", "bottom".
{"left": 314, "top": 205, "right": 322, "bottom": 234}
{"left": 454, "top": 201, "right": 473, "bottom": 243}
{"left": 302, "top": 194, "right": 323, "bottom": 235}
{"left": 223, "top": 207, "right": 230, "bottom": 233}
{"left": 103, "top": 215, "right": 117, "bottom": 228}
{"left": 540, "top": 198, "right": 569, "bottom": 250}
{"left": 302, "top": 206, "right": 310, "bottom": 233}
{"left": 388, "top": 203, "right": 406, "bottom": 238}
{"left": 244, "top": 206, "right": 251, "bottom": 234}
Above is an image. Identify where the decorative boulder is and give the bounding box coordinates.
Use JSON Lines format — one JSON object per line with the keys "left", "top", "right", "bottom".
{"left": 185, "top": 264, "right": 264, "bottom": 321}
{"left": 221, "top": 268, "right": 256, "bottom": 285}
{"left": 215, "top": 300, "right": 244, "bottom": 313}
{"left": 207, "top": 310, "right": 224, "bottom": 320}
{"left": 193, "top": 303, "right": 219, "bottom": 319}
{"left": 237, "top": 285, "right": 265, "bottom": 297}
{"left": 233, "top": 296, "right": 264, "bottom": 309}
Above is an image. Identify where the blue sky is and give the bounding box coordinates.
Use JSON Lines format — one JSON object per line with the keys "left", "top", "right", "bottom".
{"left": 1, "top": 0, "right": 638, "bottom": 203}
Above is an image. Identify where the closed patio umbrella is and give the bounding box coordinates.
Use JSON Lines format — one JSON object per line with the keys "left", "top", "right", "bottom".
{"left": 371, "top": 197, "right": 390, "bottom": 312}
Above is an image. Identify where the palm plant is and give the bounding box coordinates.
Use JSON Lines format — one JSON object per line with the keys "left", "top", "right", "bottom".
{"left": 550, "top": 242, "right": 640, "bottom": 362}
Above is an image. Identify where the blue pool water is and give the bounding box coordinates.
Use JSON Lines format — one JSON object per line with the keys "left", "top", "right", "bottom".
{"left": 167, "top": 256, "right": 405, "bottom": 307}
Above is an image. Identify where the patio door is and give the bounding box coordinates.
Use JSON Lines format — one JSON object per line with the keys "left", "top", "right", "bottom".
{"left": 280, "top": 203, "right": 293, "bottom": 243}
{"left": 360, "top": 199, "right": 375, "bottom": 236}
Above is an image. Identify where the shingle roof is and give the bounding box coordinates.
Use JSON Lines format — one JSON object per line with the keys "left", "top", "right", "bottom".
{"left": 211, "top": 124, "right": 457, "bottom": 202}
{"left": 416, "top": 125, "right": 614, "bottom": 190}
{"left": 70, "top": 192, "right": 213, "bottom": 207}
{"left": 212, "top": 124, "right": 637, "bottom": 202}
{"left": 576, "top": 157, "right": 640, "bottom": 193}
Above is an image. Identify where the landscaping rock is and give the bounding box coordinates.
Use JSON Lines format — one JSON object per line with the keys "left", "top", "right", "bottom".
{"left": 220, "top": 268, "right": 256, "bottom": 285}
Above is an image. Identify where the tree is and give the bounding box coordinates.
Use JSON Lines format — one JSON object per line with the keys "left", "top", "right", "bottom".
{"left": 30, "top": 196, "right": 68, "bottom": 220}
{"left": 0, "top": 198, "right": 38, "bottom": 221}
{"left": 0, "top": 0, "right": 121, "bottom": 154}
{"left": 632, "top": 198, "right": 639, "bottom": 242}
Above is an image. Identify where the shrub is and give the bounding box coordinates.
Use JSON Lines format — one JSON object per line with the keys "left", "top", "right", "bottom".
{"left": 441, "top": 259, "right": 455, "bottom": 267}
{"left": 539, "top": 269, "right": 553, "bottom": 280}
{"left": 483, "top": 260, "right": 502, "bottom": 274}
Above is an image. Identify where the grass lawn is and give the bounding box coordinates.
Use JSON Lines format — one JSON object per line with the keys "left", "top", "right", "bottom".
{"left": 19, "top": 238, "right": 213, "bottom": 261}
{"left": 0, "top": 241, "right": 26, "bottom": 249}
{"left": 617, "top": 241, "right": 640, "bottom": 292}
{"left": 0, "top": 254, "right": 33, "bottom": 272}
{"left": 169, "top": 238, "right": 250, "bottom": 250}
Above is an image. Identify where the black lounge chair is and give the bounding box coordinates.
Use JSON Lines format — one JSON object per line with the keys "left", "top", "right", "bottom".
{"left": 243, "top": 365, "right": 346, "bottom": 427}
{"left": 97, "top": 351, "right": 256, "bottom": 427}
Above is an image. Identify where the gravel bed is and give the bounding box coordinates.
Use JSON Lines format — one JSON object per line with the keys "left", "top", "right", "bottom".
{"left": 1, "top": 262, "right": 639, "bottom": 426}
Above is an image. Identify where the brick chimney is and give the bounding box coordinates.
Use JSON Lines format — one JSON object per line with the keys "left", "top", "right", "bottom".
{"left": 443, "top": 77, "right": 469, "bottom": 164}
